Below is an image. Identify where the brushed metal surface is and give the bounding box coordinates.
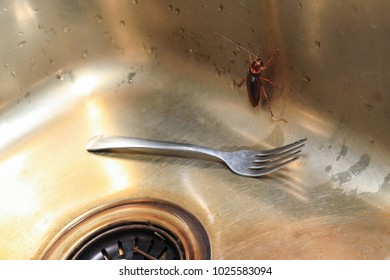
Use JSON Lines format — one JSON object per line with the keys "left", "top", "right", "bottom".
{"left": 0, "top": 0, "right": 389, "bottom": 259}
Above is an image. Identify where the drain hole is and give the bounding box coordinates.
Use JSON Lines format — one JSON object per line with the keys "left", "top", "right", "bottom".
{"left": 71, "top": 223, "right": 185, "bottom": 260}
{"left": 157, "top": 247, "right": 168, "bottom": 260}
{"left": 117, "top": 241, "right": 125, "bottom": 259}
{"left": 101, "top": 249, "right": 111, "bottom": 260}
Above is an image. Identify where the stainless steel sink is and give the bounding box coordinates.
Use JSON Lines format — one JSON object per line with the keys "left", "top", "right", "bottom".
{"left": 0, "top": 0, "right": 389, "bottom": 259}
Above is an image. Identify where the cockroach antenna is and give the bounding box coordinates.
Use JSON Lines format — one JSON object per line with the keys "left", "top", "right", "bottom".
{"left": 205, "top": 28, "right": 258, "bottom": 59}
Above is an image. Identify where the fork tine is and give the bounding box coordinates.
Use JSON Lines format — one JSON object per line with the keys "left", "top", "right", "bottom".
{"left": 248, "top": 155, "right": 301, "bottom": 176}
{"left": 248, "top": 149, "right": 302, "bottom": 169}
{"left": 255, "top": 138, "right": 307, "bottom": 156}
{"left": 251, "top": 145, "right": 303, "bottom": 163}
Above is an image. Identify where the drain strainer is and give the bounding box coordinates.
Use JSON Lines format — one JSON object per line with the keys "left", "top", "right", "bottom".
{"left": 39, "top": 199, "right": 210, "bottom": 260}
{"left": 71, "top": 224, "right": 185, "bottom": 260}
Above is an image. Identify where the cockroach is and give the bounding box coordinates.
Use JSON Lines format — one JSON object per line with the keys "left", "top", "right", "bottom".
{"left": 210, "top": 30, "right": 287, "bottom": 123}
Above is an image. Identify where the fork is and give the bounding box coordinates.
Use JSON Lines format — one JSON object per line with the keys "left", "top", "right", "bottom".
{"left": 86, "top": 135, "right": 307, "bottom": 177}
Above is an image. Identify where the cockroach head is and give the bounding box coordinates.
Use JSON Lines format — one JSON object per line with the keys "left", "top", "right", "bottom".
{"left": 250, "top": 59, "right": 264, "bottom": 74}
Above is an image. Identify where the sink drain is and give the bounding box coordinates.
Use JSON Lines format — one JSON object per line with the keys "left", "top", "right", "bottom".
{"left": 39, "top": 199, "right": 210, "bottom": 260}
{"left": 71, "top": 223, "right": 185, "bottom": 260}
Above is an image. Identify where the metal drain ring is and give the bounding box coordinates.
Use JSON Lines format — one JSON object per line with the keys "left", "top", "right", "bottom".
{"left": 38, "top": 199, "right": 211, "bottom": 260}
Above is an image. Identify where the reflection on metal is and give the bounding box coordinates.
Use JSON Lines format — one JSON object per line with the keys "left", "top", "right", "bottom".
{"left": 14, "top": 1, "right": 37, "bottom": 24}
{"left": 0, "top": 0, "right": 389, "bottom": 259}
{"left": 70, "top": 76, "right": 98, "bottom": 97}
{"left": 0, "top": 152, "right": 40, "bottom": 216}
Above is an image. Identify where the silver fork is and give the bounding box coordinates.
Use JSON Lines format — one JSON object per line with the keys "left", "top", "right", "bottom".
{"left": 86, "top": 135, "right": 307, "bottom": 177}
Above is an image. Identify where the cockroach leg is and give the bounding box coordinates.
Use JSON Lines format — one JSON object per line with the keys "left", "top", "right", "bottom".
{"left": 260, "top": 85, "right": 287, "bottom": 123}
{"left": 260, "top": 77, "right": 282, "bottom": 88}
{"left": 234, "top": 77, "right": 247, "bottom": 88}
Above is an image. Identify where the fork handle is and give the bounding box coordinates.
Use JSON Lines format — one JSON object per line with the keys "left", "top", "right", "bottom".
{"left": 86, "top": 135, "right": 224, "bottom": 162}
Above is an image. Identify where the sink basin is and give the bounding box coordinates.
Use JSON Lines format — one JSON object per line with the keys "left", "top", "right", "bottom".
{"left": 0, "top": 0, "right": 389, "bottom": 259}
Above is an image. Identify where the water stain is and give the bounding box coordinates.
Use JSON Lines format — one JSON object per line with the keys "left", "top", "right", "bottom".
{"left": 379, "top": 173, "right": 390, "bottom": 192}
{"left": 331, "top": 154, "right": 371, "bottom": 186}
{"left": 325, "top": 165, "right": 332, "bottom": 173}
{"left": 349, "top": 154, "right": 370, "bottom": 175}
{"left": 336, "top": 138, "right": 348, "bottom": 161}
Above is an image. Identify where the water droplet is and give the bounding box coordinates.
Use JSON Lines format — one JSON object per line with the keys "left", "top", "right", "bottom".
{"left": 218, "top": 4, "right": 224, "bottom": 12}
{"left": 302, "top": 76, "right": 311, "bottom": 83}
{"left": 56, "top": 70, "right": 65, "bottom": 81}
{"left": 18, "top": 31, "right": 24, "bottom": 36}
{"left": 82, "top": 50, "right": 88, "bottom": 59}
{"left": 63, "top": 26, "right": 70, "bottom": 33}
{"left": 4, "top": 63, "right": 9, "bottom": 69}
{"left": 96, "top": 15, "right": 104, "bottom": 24}
{"left": 17, "top": 40, "right": 27, "bottom": 47}
{"left": 314, "top": 40, "right": 321, "bottom": 48}
{"left": 11, "top": 71, "right": 16, "bottom": 78}
{"left": 133, "top": 0, "right": 138, "bottom": 4}
{"left": 168, "top": 4, "right": 173, "bottom": 11}
{"left": 230, "top": 80, "right": 237, "bottom": 90}
{"left": 127, "top": 72, "right": 136, "bottom": 84}
{"left": 119, "top": 20, "right": 125, "bottom": 27}
{"left": 149, "top": 47, "right": 158, "bottom": 58}
{"left": 148, "top": 46, "right": 158, "bottom": 57}
{"left": 29, "top": 57, "right": 37, "bottom": 66}
{"left": 47, "top": 27, "right": 56, "bottom": 35}
{"left": 175, "top": 8, "right": 180, "bottom": 14}
{"left": 38, "top": 23, "right": 44, "bottom": 30}
{"left": 50, "top": 58, "right": 55, "bottom": 65}
{"left": 364, "top": 103, "right": 374, "bottom": 111}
